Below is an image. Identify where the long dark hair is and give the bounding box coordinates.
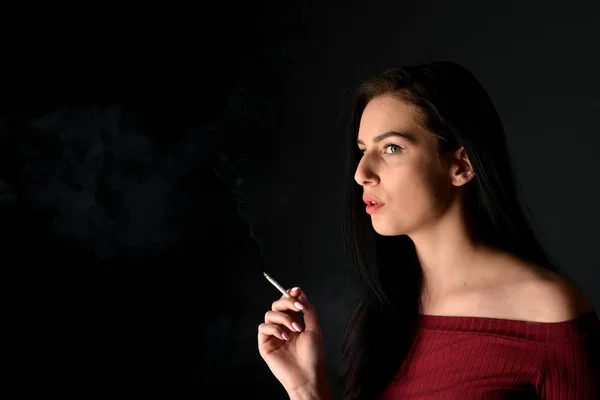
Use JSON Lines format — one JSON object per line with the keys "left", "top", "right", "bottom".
{"left": 337, "top": 61, "right": 569, "bottom": 399}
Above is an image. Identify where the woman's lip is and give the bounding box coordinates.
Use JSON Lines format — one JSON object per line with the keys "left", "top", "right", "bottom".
{"left": 362, "top": 194, "right": 383, "bottom": 205}
{"left": 366, "top": 203, "right": 384, "bottom": 214}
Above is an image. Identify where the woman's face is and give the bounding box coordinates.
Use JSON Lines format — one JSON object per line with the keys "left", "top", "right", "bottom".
{"left": 354, "top": 94, "right": 454, "bottom": 236}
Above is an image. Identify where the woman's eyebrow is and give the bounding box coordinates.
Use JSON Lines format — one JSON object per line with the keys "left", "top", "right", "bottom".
{"left": 356, "top": 131, "right": 415, "bottom": 145}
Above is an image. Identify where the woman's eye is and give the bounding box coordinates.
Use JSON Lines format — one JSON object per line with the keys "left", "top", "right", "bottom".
{"left": 384, "top": 144, "right": 402, "bottom": 154}
{"left": 357, "top": 144, "right": 403, "bottom": 155}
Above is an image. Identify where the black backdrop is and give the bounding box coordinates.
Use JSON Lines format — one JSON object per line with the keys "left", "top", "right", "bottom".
{"left": 2, "top": 1, "right": 599, "bottom": 399}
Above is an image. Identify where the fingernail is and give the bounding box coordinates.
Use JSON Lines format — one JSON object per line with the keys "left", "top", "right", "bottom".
{"left": 291, "top": 287, "right": 300, "bottom": 292}
{"left": 300, "top": 292, "right": 307, "bottom": 301}
{"left": 294, "top": 301, "right": 304, "bottom": 310}
{"left": 282, "top": 332, "right": 289, "bottom": 341}
{"left": 292, "top": 322, "right": 303, "bottom": 332}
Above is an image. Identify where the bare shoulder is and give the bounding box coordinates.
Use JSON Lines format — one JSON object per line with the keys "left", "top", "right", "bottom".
{"left": 517, "top": 267, "right": 595, "bottom": 322}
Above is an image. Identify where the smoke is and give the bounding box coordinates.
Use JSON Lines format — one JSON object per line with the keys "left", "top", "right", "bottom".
{"left": 0, "top": 1, "right": 307, "bottom": 264}
{"left": 0, "top": 105, "right": 214, "bottom": 258}
{"left": 0, "top": 84, "right": 282, "bottom": 262}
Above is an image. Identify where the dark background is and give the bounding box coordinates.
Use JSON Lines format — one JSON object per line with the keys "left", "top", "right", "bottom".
{"left": 2, "top": 1, "right": 599, "bottom": 398}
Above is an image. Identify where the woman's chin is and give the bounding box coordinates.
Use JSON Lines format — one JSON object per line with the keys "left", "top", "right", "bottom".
{"left": 372, "top": 223, "right": 405, "bottom": 237}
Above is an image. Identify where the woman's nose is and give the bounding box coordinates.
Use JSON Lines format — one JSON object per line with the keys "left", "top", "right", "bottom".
{"left": 354, "top": 159, "right": 379, "bottom": 186}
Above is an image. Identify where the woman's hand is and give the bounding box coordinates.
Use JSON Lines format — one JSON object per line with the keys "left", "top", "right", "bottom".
{"left": 258, "top": 287, "right": 326, "bottom": 395}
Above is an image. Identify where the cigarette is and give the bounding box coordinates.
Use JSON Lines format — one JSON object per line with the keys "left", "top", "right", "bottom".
{"left": 263, "top": 272, "right": 291, "bottom": 298}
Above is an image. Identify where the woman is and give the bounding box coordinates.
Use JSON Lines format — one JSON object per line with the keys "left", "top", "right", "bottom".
{"left": 257, "top": 61, "right": 599, "bottom": 399}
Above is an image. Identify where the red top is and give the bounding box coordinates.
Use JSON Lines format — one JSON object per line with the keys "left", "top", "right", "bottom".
{"left": 381, "top": 309, "right": 600, "bottom": 399}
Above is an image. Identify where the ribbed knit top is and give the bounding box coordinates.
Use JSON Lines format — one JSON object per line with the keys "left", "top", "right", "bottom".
{"left": 381, "top": 309, "right": 600, "bottom": 399}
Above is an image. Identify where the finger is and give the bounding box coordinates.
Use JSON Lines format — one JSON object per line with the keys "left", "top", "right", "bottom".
{"left": 287, "top": 286, "right": 307, "bottom": 302}
{"left": 258, "top": 322, "right": 290, "bottom": 344}
{"left": 272, "top": 294, "right": 321, "bottom": 334}
{"left": 272, "top": 296, "right": 306, "bottom": 314}
{"left": 273, "top": 287, "right": 309, "bottom": 312}
{"left": 278, "top": 286, "right": 303, "bottom": 301}
{"left": 273, "top": 288, "right": 307, "bottom": 330}
{"left": 264, "top": 310, "right": 304, "bottom": 333}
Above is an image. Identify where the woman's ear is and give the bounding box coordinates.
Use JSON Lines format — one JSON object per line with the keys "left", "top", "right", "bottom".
{"left": 450, "top": 146, "right": 475, "bottom": 187}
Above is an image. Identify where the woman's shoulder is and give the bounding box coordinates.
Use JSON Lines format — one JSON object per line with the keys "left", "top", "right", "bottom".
{"left": 511, "top": 264, "right": 595, "bottom": 323}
